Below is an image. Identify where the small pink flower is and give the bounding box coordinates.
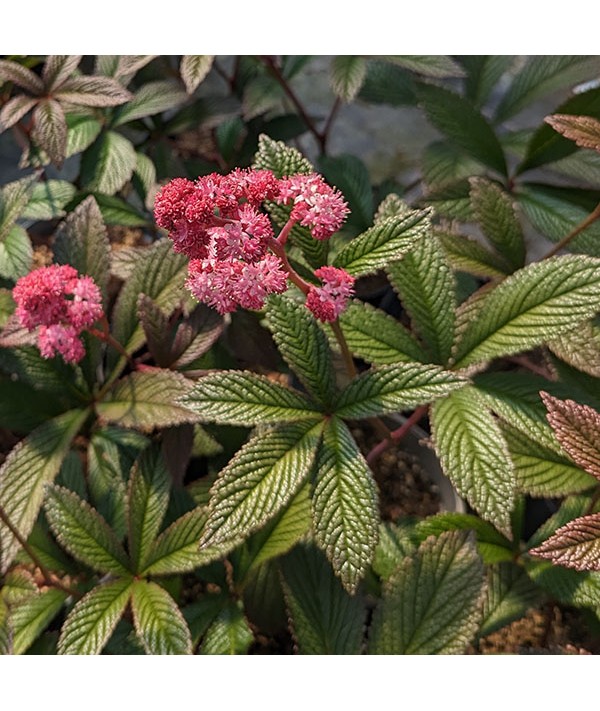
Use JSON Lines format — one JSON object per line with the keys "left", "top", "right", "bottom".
{"left": 305, "top": 266, "right": 355, "bottom": 322}
{"left": 38, "top": 324, "right": 85, "bottom": 364}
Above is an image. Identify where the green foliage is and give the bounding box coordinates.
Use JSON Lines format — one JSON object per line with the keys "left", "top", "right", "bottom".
{"left": 131, "top": 580, "right": 192, "bottom": 655}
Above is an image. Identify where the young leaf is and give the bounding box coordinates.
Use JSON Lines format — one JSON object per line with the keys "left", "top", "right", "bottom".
{"left": 127, "top": 445, "right": 170, "bottom": 573}
{"left": 44, "top": 485, "right": 131, "bottom": 575}
{"left": 530, "top": 513, "right": 600, "bottom": 572}
{"left": 479, "top": 563, "right": 541, "bottom": 638}
{"left": 469, "top": 177, "right": 526, "bottom": 270}
{"left": 0, "top": 408, "right": 88, "bottom": 573}
{"left": 417, "top": 83, "right": 507, "bottom": 176}
{"left": 32, "top": 99, "right": 67, "bottom": 167}
{"left": 200, "top": 420, "right": 323, "bottom": 548}
{"left": 437, "top": 231, "right": 510, "bottom": 279}
{"left": 180, "top": 55, "right": 214, "bottom": 93}
{"left": 386, "top": 233, "right": 456, "bottom": 365}
{"left": 0, "top": 225, "right": 32, "bottom": 281}
{"left": 131, "top": 580, "right": 192, "bottom": 655}
{"left": 53, "top": 195, "right": 110, "bottom": 302}
{"left": 430, "top": 387, "right": 516, "bottom": 534}
{"left": 200, "top": 601, "right": 254, "bottom": 655}
{"left": 312, "top": 417, "right": 378, "bottom": 593}
{"left": 96, "top": 370, "right": 200, "bottom": 432}
{"left": 330, "top": 56, "right": 367, "bottom": 102}
{"left": 0, "top": 95, "right": 37, "bottom": 132}
{"left": 545, "top": 113, "right": 600, "bottom": 153}
{"left": 58, "top": 577, "right": 133, "bottom": 655}
{"left": 80, "top": 131, "right": 137, "bottom": 195}
{"left": 334, "top": 363, "right": 466, "bottom": 420}
{"left": 22, "top": 180, "right": 76, "bottom": 220}
{"left": 333, "top": 209, "right": 431, "bottom": 277}
{"left": 53, "top": 76, "right": 132, "bottom": 107}
{"left": 11, "top": 588, "right": 67, "bottom": 655}
{"left": 280, "top": 543, "right": 365, "bottom": 654}
{"left": 368, "top": 531, "right": 485, "bottom": 654}
{"left": 113, "top": 81, "right": 188, "bottom": 126}
{"left": 181, "top": 370, "right": 322, "bottom": 427}
{"left": 453, "top": 255, "right": 600, "bottom": 369}
{"left": 252, "top": 134, "right": 313, "bottom": 177}
{"left": 265, "top": 294, "right": 336, "bottom": 407}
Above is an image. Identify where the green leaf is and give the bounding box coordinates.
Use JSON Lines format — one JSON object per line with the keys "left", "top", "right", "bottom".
{"left": 525, "top": 558, "right": 600, "bottom": 615}
{"left": 0, "top": 176, "right": 35, "bottom": 241}
{"left": 65, "top": 115, "right": 102, "bottom": 158}
{"left": 453, "top": 255, "right": 600, "bottom": 369}
{"left": 530, "top": 512, "right": 600, "bottom": 572}
{"left": 181, "top": 370, "right": 322, "bottom": 427}
{"left": 1, "top": 569, "right": 38, "bottom": 606}
{"left": 338, "top": 300, "right": 427, "bottom": 365}
{"left": 417, "top": 83, "right": 507, "bottom": 176}
{"left": 32, "top": 99, "right": 67, "bottom": 167}
{"left": 95, "top": 55, "right": 156, "bottom": 82}
{"left": 385, "top": 55, "right": 465, "bottom": 78}
{"left": 0, "top": 409, "right": 88, "bottom": 573}
{"left": 479, "top": 563, "right": 541, "bottom": 638}
{"left": 280, "top": 543, "right": 365, "bottom": 654}
{"left": 93, "top": 193, "right": 148, "bottom": 227}
{"left": 430, "top": 387, "right": 515, "bottom": 534}
{"left": 548, "top": 321, "right": 600, "bottom": 378}
{"left": 44, "top": 485, "right": 131, "bottom": 575}
{"left": 131, "top": 580, "right": 192, "bottom": 655}
{"left": 113, "top": 80, "right": 188, "bottom": 126}
{"left": 469, "top": 177, "right": 526, "bottom": 270}
{"left": 436, "top": 231, "right": 510, "bottom": 279}
{"left": 200, "top": 601, "right": 254, "bottom": 655}
{"left": 496, "top": 56, "right": 600, "bottom": 122}
{"left": 58, "top": 577, "right": 133, "bottom": 655}
{"left": 242, "top": 75, "right": 284, "bottom": 120}
{"left": 422, "top": 141, "right": 486, "bottom": 189}
{"left": 333, "top": 209, "right": 431, "bottom": 277}
{"left": 180, "top": 55, "right": 214, "bottom": 93}
{"left": 96, "top": 371, "right": 200, "bottom": 432}
{"left": 330, "top": 56, "right": 367, "bottom": 102}
{"left": 53, "top": 195, "right": 110, "bottom": 302}
{"left": 358, "top": 61, "right": 417, "bottom": 106}
{"left": 0, "top": 95, "right": 36, "bottom": 133}
{"left": 11, "top": 588, "right": 67, "bottom": 655}
{"left": 87, "top": 434, "right": 128, "bottom": 540}
{"left": 369, "top": 530, "right": 484, "bottom": 654}
{"left": 127, "top": 445, "right": 170, "bottom": 573}
{"left": 312, "top": 417, "right": 378, "bottom": 593}
{"left": 460, "top": 55, "right": 515, "bottom": 107}
{"left": 200, "top": 420, "right": 323, "bottom": 548}
{"left": 252, "top": 134, "right": 313, "bottom": 178}
{"left": 423, "top": 179, "right": 473, "bottom": 221}
{"left": 372, "top": 521, "right": 417, "bottom": 581}
{"left": 54, "top": 76, "right": 132, "bottom": 107}
{"left": 22, "top": 180, "right": 76, "bottom": 220}
{"left": 374, "top": 193, "right": 411, "bottom": 223}
{"left": 318, "top": 154, "right": 373, "bottom": 232}
{"left": 0, "top": 225, "right": 32, "bottom": 281}
{"left": 334, "top": 363, "right": 466, "bottom": 420}
{"left": 387, "top": 233, "right": 456, "bottom": 365}
{"left": 133, "top": 152, "right": 156, "bottom": 201}
{"left": 0, "top": 598, "right": 11, "bottom": 655}
{"left": 265, "top": 294, "right": 336, "bottom": 407}
{"left": 81, "top": 131, "right": 137, "bottom": 195}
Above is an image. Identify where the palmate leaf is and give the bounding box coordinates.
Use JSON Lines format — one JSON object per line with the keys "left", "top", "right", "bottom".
{"left": 113, "top": 80, "right": 188, "bottom": 126}
{"left": 453, "top": 255, "right": 600, "bottom": 369}
{"left": 530, "top": 513, "right": 600, "bottom": 572}
{"left": 430, "top": 387, "right": 516, "bottom": 534}
{"left": 22, "top": 180, "right": 76, "bottom": 220}
{"left": 54, "top": 76, "right": 132, "bottom": 107}
{"left": 181, "top": 370, "right": 322, "bottom": 427}
{"left": 44, "top": 485, "right": 130, "bottom": 575}
{"left": 80, "top": 131, "right": 137, "bottom": 195}
{"left": 42, "top": 55, "right": 82, "bottom": 91}
{"left": 0, "top": 225, "right": 32, "bottom": 281}
{"left": 32, "top": 99, "right": 67, "bottom": 166}
{"left": 387, "top": 233, "right": 456, "bottom": 365}
{"left": 0, "top": 95, "right": 37, "bottom": 133}
{"left": 265, "top": 295, "right": 336, "bottom": 407}
{"left": 330, "top": 56, "right": 367, "bottom": 102}
{"left": 127, "top": 445, "right": 170, "bottom": 573}
{"left": 96, "top": 371, "right": 200, "bottom": 433}
{"left": 437, "top": 231, "right": 510, "bottom": 279}
{"left": 11, "top": 588, "right": 67, "bottom": 655}
{"left": 479, "top": 563, "right": 541, "bottom": 638}
{"left": 131, "top": 580, "right": 192, "bottom": 655}
{"left": 369, "top": 531, "right": 485, "bottom": 654}
{"left": 280, "top": 543, "right": 365, "bottom": 655}
{"left": 312, "top": 417, "right": 378, "bottom": 593}
{"left": 333, "top": 209, "right": 431, "bottom": 277}
{"left": 0, "top": 408, "right": 88, "bottom": 573}
{"left": 58, "top": 577, "right": 133, "bottom": 655}
{"left": 180, "top": 55, "right": 214, "bottom": 94}
{"left": 200, "top": 420, "right": 323, "bottom": 548}
{"left": 541, "top": 392, "right": 600, "bottom": 482}
{"left": 200, "top": 601, "right": 254, "bottom": 655}
{"left": 252, "top": 134, "right": 313, "bottom": 177}
{"left": 0, "top": 59, "right": 44, "bottom": 94}
{"left": 334, "top": 363, "right": 466, "bottom": 420}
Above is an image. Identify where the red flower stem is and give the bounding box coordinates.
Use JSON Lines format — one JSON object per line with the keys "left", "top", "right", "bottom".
{"left": 277, "top": 217, "right": 296, "bottom": 247}
{"left": 366, "top": 404, "right": 429, "bottom": 467}
{"left": 267, "top": 236, "right": 311, "bottom": 295}
{"left": 88, "top": 316, "right": 135, "bottom": 368}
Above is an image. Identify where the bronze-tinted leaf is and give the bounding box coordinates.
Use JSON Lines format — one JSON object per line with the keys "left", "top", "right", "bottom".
{"left": 55, "top": 76, "right": 132, "bottom": 107}
{"left": 530, "top": 512, "right": 600, "bottom": 571}
{"left": 545, "top": 114, "right": 600, "bottom": 153}
{"left": 31, "top": 99, "right": 67, "bottom": 167}
{"left": 42, "top": 55, "right": 82, "bottom": 92}
{"left": 0, "top": 95, "right": 37, "bottom": 133}
{"left": 0, "top": 59, "right": 43, "bottom": 94}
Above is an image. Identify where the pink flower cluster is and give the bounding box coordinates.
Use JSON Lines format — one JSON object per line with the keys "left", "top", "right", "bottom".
{"left": 13, "top": 265, "right": 104, "bottom": 363}
{"left": 306, "top": 267, "right": 355, "bottom": 323}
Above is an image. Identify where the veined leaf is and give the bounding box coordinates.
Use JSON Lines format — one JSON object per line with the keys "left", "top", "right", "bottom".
{"left": 374, "top": 193, "right": 411, "bottom": 223}
{"left": 53, "top": 195, "right": 110, "bottom": 302}
{"left": 469, "top": 177, "right": 525, "bottom": 270}
{"left": 0, "top": 225, "right": 32, "bottom": 281}
{"left": 0, "top": 176, "right": 35, "bottom": 241}
{"left": 131, "top": 580, "right": 192, "bottom": 655}
{"left": 460, "top": 55, "right": 515, "bottom": 107}
{"left": 333, "top": 209, "right": 431, "bottom": 277}
{"left": 437, "top": 231, "right": 510, "bottom": 279}
{"left": 0, "top": 59, "right": 44, "bottom": 94}
{"left": 372, "top": 522, "right": 417, "bottom": 581}
{"left": 96, "top": 370, "right": 200, "bottom": 432}
{"left": 479, "top": 563, "right": 541, "bottom": 638}
{"left": 0, "top": 409, "right": 88, "bottom": 573}
{"left": 22, "top": 180, "right": 76, "bottom": 220}
{"left": 65, "top": 115, "right": 102, "bottom": 158}
{"left": 423, "top": 179, "right": 473, "bottom": 221}
{"left": 334, "top": 363, "right": 466, "bottom": 420}
{"left": 548, "top": 321, "right": 600, "bottom": 377}
{"left": 200, "top": 601, "right": 254, "bottom": 655}
{"left": 252, "top": 134, "right": 313, "bottom": 177}
{"left": 0, "top": 95, "right": 37, "bottom": 133}
{"left": 93, "top": 194, "right": 148, "bottom": 227}
{"left": 530, "top": 513, "right": 600, "bottom": 572}
{"left": 42, "top": 55, "right": 81, "bottom": 91}
{"left": 80, "top": 131, "right": 137, "bottom": 195}
{"left": 528, "top": 494, "right": 593, "bottom": 550}
{"left": 545, "top": 113, "right": 600, "bottom": 153}
{"left": 417, "top": 83, "right": 507, "bottom": 176}
{"left": 1, "top": 569, "right": 38, "bottom": 606}
{"left": 11, "top": 588, "right": 67, "bottom": 655}
{"left": 265, "top": 295, "right": 336, "bottom": 407}
{"left": 200, "top": 420, "right": 323, "bottom": 548}
{"left": 338, "top": 300, "right": 427, "bottom": 365}
{"left": 242, "top": 75, "right": 284, "bottom": 121}
{"left": 45, "top": 485, "right": 130, "bottom": 575}
{"left": 54, "top": 76, "right": 132, "bottom": 107}
{"left": 113, "top": 80, "right": 187, "bottom": 127}
{"left": 180, "top": 55, "right": 214, "bottom": 93}
{"left": 430, "top": 387, "right": 515, "bottom": 533}
{"left": 58, "top": 578, "right": 133, "bottom": 655}
{"left": 358, "top": 61, "right": 417, "bottom": 107}
{"left": 133, "top": 152, "right": 156, "bottom": 201}
{"left": 181, "top": 370, "right": 321, "bottom": 427}
{"left": 453, "top": 255, "right": 600, "bottom": 369}
{"left": 525, "top": 558, "right": 600, "bottom": 615}
{"left": 32, "top": 100, "right": 67, "bottom": 166}
{"left": 171, "top": 304, "right": 224, "bottom": 368}
{"left": 127, "top": 445, "right": 170, "bottom": 573}
{"left": 87, "top": 434, "right": 128, "bottom": 540}
{"left": 280, "top": 543, "right": 365, "bottom": 655}
{"left": 330, "top": 56, "right": 367, "bottom": 102}
{"left": 0, "top": 598, "right": 11, "bottom": 655}
{"left": 312, "top": 417, "right": 378, "bottom": 593}
{"left": 422, "top": 141, "right": 486, "bottom": 189}
{"left": 95, "top": 55, "right": 156, "bottom": 82}
{"left": 385, "top": 55, "right": 465, "bottom": 78}
{"left": 387, "top": 233, "right": 456, "bottom": 365}
{"left": 369, "top": 530, "right": 484, "bottom": 654}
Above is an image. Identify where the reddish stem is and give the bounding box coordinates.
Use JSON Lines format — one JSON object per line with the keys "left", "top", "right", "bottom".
{"left": 366, "top": 405, "right": 429, "bottom": 466}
